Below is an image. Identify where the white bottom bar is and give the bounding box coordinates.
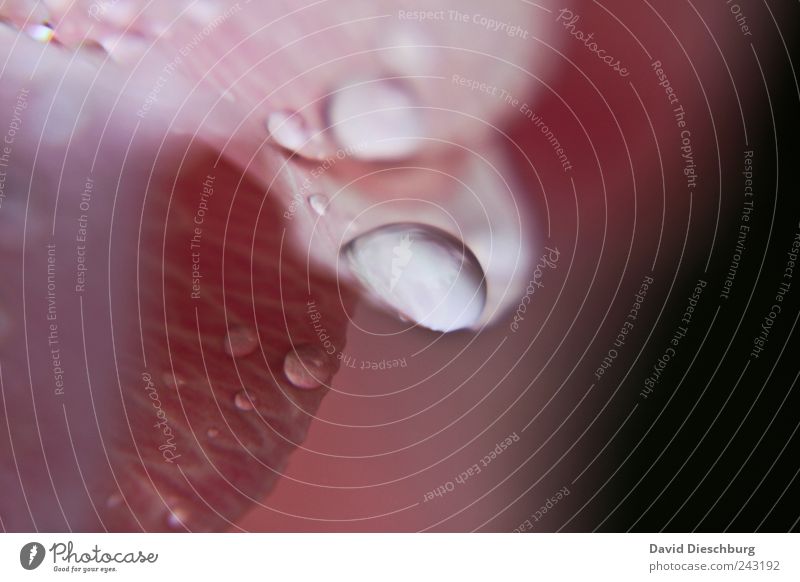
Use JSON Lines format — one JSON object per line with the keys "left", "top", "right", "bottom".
{"left": 1, "top": 533, "right": 797, "bottom": 580}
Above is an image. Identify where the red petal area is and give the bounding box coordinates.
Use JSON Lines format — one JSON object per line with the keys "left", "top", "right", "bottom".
{"left": 0, "top": 33, "right": 353, "bottom": 532}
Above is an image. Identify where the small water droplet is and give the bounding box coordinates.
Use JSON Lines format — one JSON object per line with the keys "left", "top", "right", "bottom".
{"left": 327, "top": 79, "right": 422, "bottom": 161}
{"left": 167, "top": 507, "right": 189, "bottom": 529}
{"left": 266, "top": 110, "right": 326, "bottom": 160}
{"left": 283, "top": 345, "right": 332, "bottom": 389}
{"left": 25, "top": 23, "right": 54, "bottom": 43}
{"left": 161, "top": 372, "right": 186, "bottom": 390}
{"left": 224, "top": 327, "right": 258, "bottom": 358}
{"left": 234, "top": 391, "right": 255, "bottom": 411}
{"left": 342, "top": 223, "right": 486, "bottom": 332}
{"left": 106, "top": 493, "right": 123, "bottom": 509}
{"left": 308, "top": 193, "right": 328, "bottom": 216}
{"left": 78, "top": 39, "right": 109, "bottom": 57}
{"left": 206, "top": 427, "right": 219, "bottom": 439}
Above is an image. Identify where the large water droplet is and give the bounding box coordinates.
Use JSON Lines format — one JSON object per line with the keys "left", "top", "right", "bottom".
{"left": 234, "top": 391, "right": 255, "bottom": 411}
{"left": 327, "top": 80, "right": 422, "bottom": 161}
{"left": 206, "top": 427, "right": 219, "bottom": 439}
{"left": 342, "top": 223, "right": 486, "bottom": 332}
{"left": 283, "top": 345, "right": 332, "bottom": 389}
{"left": 224, "top": 327, "right": 257, "bottom": 358}
{"left": 266, "top": 110, "right": 326, "bottom": 160}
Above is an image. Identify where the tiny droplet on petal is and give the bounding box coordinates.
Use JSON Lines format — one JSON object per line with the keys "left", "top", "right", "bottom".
{"left": 234, "top": 391, "right": 255, "bottom": 411}
{"left": 266, "top": 110, "right": 326, "bottom": 160}
{"left": 167, "top": 507, "right": 189, "bottom": 530}
{"left": 308, "top": 193, "right": 328, "bottom": 216}
{"left": 224, "top": 327, "right": 258, "bottom": 358}
{"left": 25, "top": 23, "right": 54, "bottom": 43}
{"left": 161, "top": 372, "right": 186, "bottom": 390}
